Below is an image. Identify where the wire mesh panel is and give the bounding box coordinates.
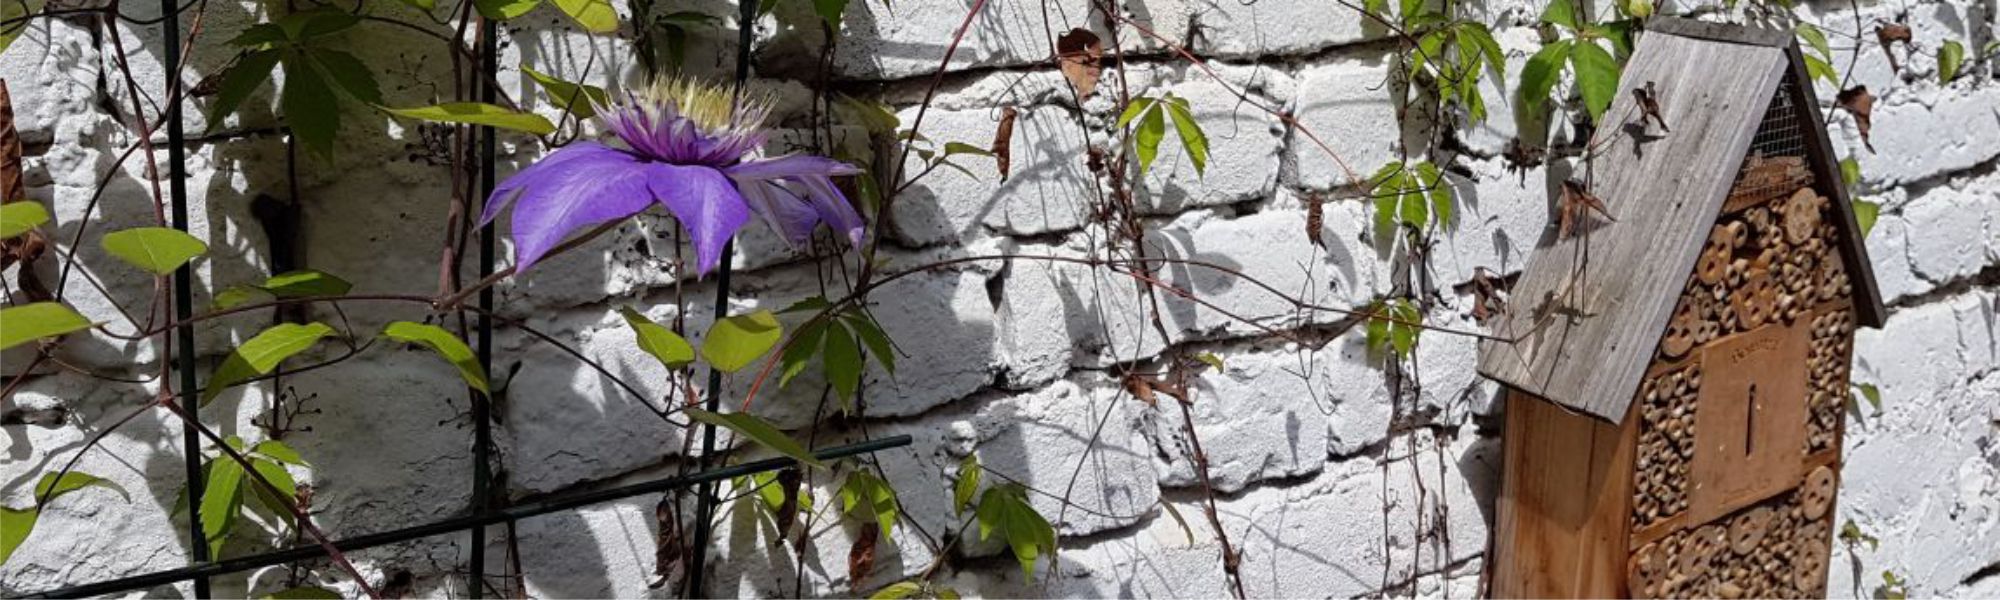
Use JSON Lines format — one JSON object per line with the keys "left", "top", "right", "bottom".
{"left": 1723, "top": 72, "right": 1813, "bottom": 213}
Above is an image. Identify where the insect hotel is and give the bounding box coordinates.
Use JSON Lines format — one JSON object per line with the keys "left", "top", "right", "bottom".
{"left": 1477, "top": 18, "right": 1885, "bottom": 598}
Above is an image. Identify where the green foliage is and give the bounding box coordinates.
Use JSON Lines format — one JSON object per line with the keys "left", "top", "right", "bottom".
{"left": 1518, "top": 0, "right": 1627, "bottom": 123}
{"left": 904, "top": 131, "right": 996, "bottom": 181}
{"left": 953, "top": 454, "right": 982, "bottom": 515}
{"left": 702, "top": 310, "right": 784, "bottom": 373}
{"left": 216, "top": 270, "right": 352, "bottom": 309}
{"left": 202, "top": 322, "right": 336, "bottom": 405}
{"left": 0, "top": 201, "right": 49, "bottom": 238}
{"left": 621, "top": 307, "right": 696, "bottom": 369}
{"left": 382, "top": 321, "right": 490, "bottom": 395}
{"left": 871, "top": 582, "right": 924, "bottom": 600}
{"left": 475, "top": 0, "right": 541, "bottom": 20}
{"left": 685, "top": 408, "right": 825, "bottom": 468}
{"left": 975, "top": 483, "right": 1056, "bottom": 578}
{"left": 1365, "top": 298, "right": 1423, "bottom": 359}
{"left": 814, "top": 0, "right": 850, "bottom": 28}
{"left": 0, "top": 469, "right": 121, "bottom": 566}
{"left": 1393, "top": 0, "right": 1505, "bottom": 125}
{"left": 1369, "top": 161, "right": 1453, "bottom": 235}
{"left": 1939, "top": 40, "right": 1965, "bottom": 84}
{"left": 0, "top": 302, "right": 93, "bottom": 351}
{"left": 101, "top": 227, "right": 207, "bottom": 275}
{"left": 206, "top": 9, "right": 376, "bottom": 157}
{"left": 776, "top": 299, "right": 898, "bottom": 410}
{"left": 839, "top": 469, "right": 899, "bottom": 539}
{"left": 1840, "top": 518, "right": 1880, "bottom": 551}
{"left": 524, "top": 66, "right": 610, "bottom": 119}
{"left": 1852, "top": 381, "right": 1882, "bottom": 413}
{"left": 1797, "top": 23, "right": 1840, "bottom": 86}
{"left": 1118, "top": 94, "right": 1209, "bottom": 175}
{"left": 0, "top": 0, "right": 46, "bottom": 58}
{"left": 1877, "top": 570, "right": 1909, "bottom": 599}
{"left": 384, "top": 103, "right": 557, "bottom": 135}
{"left": 200, "top": 437, "right": 307, "bottom": 558}
{"left": 552, "top": 0, "right": 618, "bottom": 33}
{"left": 1853, "top": 200, "right": 1881, "bottom": 238}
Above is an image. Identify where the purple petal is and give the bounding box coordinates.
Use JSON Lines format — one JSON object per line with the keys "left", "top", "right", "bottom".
{"left": 645, "top": 163, "right": 748, "bottom": 275}
{"left": 725, "top": 155, "right": 863, "bottom": 181}
{"left": 797, "top": 175, "right": 866, "bottom": 248}
{"left": 487, "top": 143, "right": 658, "bottom": 271}
{"left": 737, "top": 180, "right": 822, "bottom": 249}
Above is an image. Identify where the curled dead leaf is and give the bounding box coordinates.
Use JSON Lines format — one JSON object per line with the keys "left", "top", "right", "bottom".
{"left": 994, "top": 107, "right": 1018, "bottom": 181}
{"left": 1057, "top": 28, "right": 1103, "bottom": 99}
{"left": 1836, "top": 86, "right": 1876, "bottom": 153}
{"left": 650, "top": 498, "right": 685, "bottom": 588}
{"left": 776, "top": 467, "right": 803, "bottom": 537}
{"left": 1305, "top": 192, "right": 1325, "bottom": 249}
{"left": 1876, "top": 22, "right": 1912, "bottom": 74}
{"left": 849, "top": 525, "right": 879, "bottom": 594}
{"left": 1558, "top": 179, "right": 1615, "bottom": 240}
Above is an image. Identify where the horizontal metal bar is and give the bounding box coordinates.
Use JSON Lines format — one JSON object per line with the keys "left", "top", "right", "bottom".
{"left": 19, "top": 435, "right": 912, "bottom": 599}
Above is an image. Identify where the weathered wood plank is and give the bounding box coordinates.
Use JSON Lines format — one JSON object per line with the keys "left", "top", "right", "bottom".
{"left": 1492, "top": 391, "right": 1635, "bottom": 598}
{"left": 1785, "top": 45, "right": 1888, "bottom": 327}
{"left": 1649, "top": 16, "right": 1793, "bottom": 48}
{"left": 1476, "top": 31, "right": 1788, "bottom": 421}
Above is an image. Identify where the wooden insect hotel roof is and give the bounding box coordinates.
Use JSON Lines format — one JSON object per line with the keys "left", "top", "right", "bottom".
{"left": 1476, "top": 17, "right": 1886, "bottom": 422}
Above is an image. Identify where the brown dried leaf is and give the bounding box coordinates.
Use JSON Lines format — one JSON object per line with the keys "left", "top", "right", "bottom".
{"left": 848, "top": 525, "right": 879, "bottom": 594}
{"left": 650, "top": 498, "right": 685, "bottom": 587}
{"left": 994, "top": 107, "right": 1018, "bottom": 181}
{"left": 0, "top": 80, "right": 51, "bottom": 301}
{"left": 1056, "top": 28, "right": 1103, "bottom": 99}
{"left": 1452, "top": 268, "right": 1520, "bottom": 324}
{"left": 1633, "top": 80, "right": 1669, "bottom": 131}
{"left": 1305, "top": 192, "right": 1325, "bottom": 249}
{"left": 1837, "top": 86, "right": 1876, "bottom": 153}
{"left": 1876, "top": 22, "right": 1912, "bottom": 74}
{"left": 1121, "top": 372, "right": 1157, "bottom": 406}
{"left": 1558, "top": 179, "right": 1615, "bottom": 240}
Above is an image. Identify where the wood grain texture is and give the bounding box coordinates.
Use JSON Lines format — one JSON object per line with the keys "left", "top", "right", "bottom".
{"left": 1492, "top": 391, "right": 1636, "bottom": 598}
{"left": 1648, "top": 16, "right": 1793, "bottom": 48}
{"left": 1477, "top": 31, "right": 1788, "bottom": 421}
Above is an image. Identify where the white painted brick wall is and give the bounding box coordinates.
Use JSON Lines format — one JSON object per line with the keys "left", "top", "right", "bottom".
{"left": 2, "top": 0, "right": 1996, "bottom": 597}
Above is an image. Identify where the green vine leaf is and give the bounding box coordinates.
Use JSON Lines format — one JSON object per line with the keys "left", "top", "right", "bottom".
{"left": 975, "top": 483, "right": 1055, "bottom": 578}
{"left": 839, "top": 470, "right": 898, "bottom": 540}
{"left": 702, "top": 310, "right": 783, "bottom": 373}
{"left": 262, "top": 270, "right": 352, "bottom": 297}
{"left": 1853, "top": 381, "right": 1882, "bottom": 412}
{"left": 1161, "top": 96, "right": 1209, "bottom": 176}
{"left": 552, "top": 0, "right": 618, "bottom": 33}
{"left": 843, "top": 312, "right": 896, "bottom": 375}
{"left": 0, "top": 1, "right": 45, "bottom": 57}
{"left": 621, "top": 307, "right": 696, "bottom": 369}
{"left": 202, "top": 322, "right": 336, "bottom": 405}
{"left": 953, "top": 454, "right": 982, "bottom": 515}
{"left": 35, "top": 471, "right": 127, "bottom": 503}
{"left": 1939, "top": 39, "right": 1964, "bottom": 84}
{"left": 1796, "top": 23, "right": 1832, "bottom": 62}
{"left": 823, "top": 321, "right": 863, "bottom": 407}
{"left": 1520, "top": 40, "right": 1571, "bottom": 111}
{"left": 814, "top": 0, "right": 849, "bottom": 28}
{"left": 101, "top": 227, "right": 207, "bottom": 275}
{"left": 1852, "top": 199, "right": 1880, "bottom": 238}
{"left": 252, "top": 439, "right": 309, "bottom": 466}
{"left": 1134, "top": 104, "right": 1166, "bottom": 174}
{"left": 0, "top": 201, "right": 49, "bottom": 239}
{"left": 523, "top": 66, "right": 609, "bottom": 119}
{"left": 205, "top": 50, "right": 280, "bottom": 133}
{"left": 779, "top": 318, "right": 828, "bottom": 388}
{"left": 1540, "top": 0, "right": 1578, "bottom": 30}
{"left": 382, "top": 321, "right": 490, "bottom": 395}
{"left": 1568, "top": 40, "right": 1619, "bottom": 122}
{"left": 869, "top": 581, "right": 923, "bottom": 600}
{"left": 0, "top": 507, "right": 35, "bottom": 566}
{"left": 308, "top": 48, "right": 381, "bottom": 105}
{"left": 0, "top": 302, "right": 93, "bottom": 351}
{"left": 1416, "top": 161, "right": 1453, "bottom": 228}
{"left": 385, "top": 103, "right": 556, "bottom": 135}
{"left": 201, "top": 457, "right": 245, "bottom": 556}
{"left": 684, "top": 408, "right": 825, "bottom": 468}
{"left": 280, "top": 53, "right": 341, "bottom": 157}
{"left": 475, "top": 0, "right": 540, "bottom": 20}
{"left": 1365, "top": 298, "right": 1423, "bottom": 358}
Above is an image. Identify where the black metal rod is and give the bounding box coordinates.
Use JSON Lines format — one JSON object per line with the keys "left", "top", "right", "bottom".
{"left": 156, "top": 0, "right": 208, "bottom": 595}
{"left": 18, "top": 435, "right": 910, "bottom": 599}
{"left": 470, "top": 10, "right": 500, "bottom": 599}
{"left": 685, "top": 2, "right": 761, "bottom": 595}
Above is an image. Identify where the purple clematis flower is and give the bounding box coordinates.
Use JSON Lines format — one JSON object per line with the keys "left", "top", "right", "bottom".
{"left": 481, "top": 78, "right": 866, "bottom": 275}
